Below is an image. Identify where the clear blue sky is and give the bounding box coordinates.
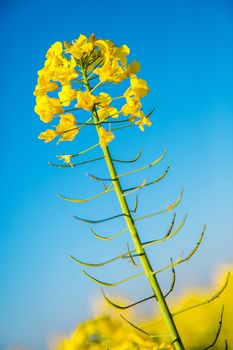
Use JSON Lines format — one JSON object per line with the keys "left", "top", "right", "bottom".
{"left": 1, "top": 0, "right": 233, "bottom": 349}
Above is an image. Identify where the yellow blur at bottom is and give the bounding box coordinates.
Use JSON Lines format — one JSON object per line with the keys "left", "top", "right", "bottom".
{"left": 55, "top": 315, "right": 172, "bottom": 350}
{"left": 54, "top": 267, "right": 233, "bottom": 350}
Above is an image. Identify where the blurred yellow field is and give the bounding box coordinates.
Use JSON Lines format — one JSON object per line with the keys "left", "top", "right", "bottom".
{"left": 54, "top": 267, "right": 232, "bottom": 349}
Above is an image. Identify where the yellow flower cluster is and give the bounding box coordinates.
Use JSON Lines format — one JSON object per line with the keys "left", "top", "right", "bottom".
{"left": 54, "top": 315, "right": 173, "bottom": 350}
{"left": 34, "top": 34, "right": 152, "bottom": 148}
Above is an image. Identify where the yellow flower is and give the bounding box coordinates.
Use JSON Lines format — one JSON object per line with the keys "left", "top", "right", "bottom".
{"left": 46, "top": 41, "right": 63, "bottom": 59}
{"left": 76, "top": 91, "right": 95, "bottom": 111}
{"left": 57, "top": 154, "right": 73, "bottom": 167}
{"left": 123, "top": 86, "right": 134, "bottom": 99}
{"left": 35, "top": 35, "right": 152, "bottom": 148}
{"left": 38, "top": 129, "right": 58, "bottom": 143}
{"left": 97, "top": 106, "right": 119, "bottom": 122}
{"left": 56, "top": 113, "right": 79, "bottom": 142}
{"left": 95, "top": 39, "right": 130, "bottom": 67}
{"left": 35, "top": 109, "right": 54, "bottom": 123}
{"left": 58, "top": 84, "right": 76, "bottom": 106}
{"left": 94, "top": 58, "right": 125, "bottom": 83}
{"left": 43, "top": 41, "right": 78, "bottom": 84}
{"left": 130, "top": 74, "right": 150, "bottom": 98}
{"left": 57, "top": 154, "right": 71, "bottom": 163}
{"left": 94, "top": 39, "right": 113, "bottom": 57}
{"left": 94, "top": 39, "right": 131, "bottom": 82}
{"left": 113, "top": 44, "right": 130, "bottom": 67}
{"left": 95, "top": 92, "right": 119, "bottom": 121}
{"left": 38, "top": 114, "right": 78, "bottom": 143}
{"left": 135, "top": 111, "right": 152, "bottom": 131}
{"left": 34, "top": 95, "right": 64, "bottom": 123}
{"left": 99, "top": 127, "right": 114, "bottom": 148}
{"left": 106, "top": 106, "right": 119, "bottom": 118}
{"left": 65, "top": 34, "right": 93, "bottom": 59}
{"left": 33, "top": 74, "right": 59, "bottom": 96}
{"left": 121, "top": 96, "right": 142, "bottom": 116}
{"left": 94, "top": 62, "right": 110, "bottom": 82}
{"left": 95, "top": 92, "right": 112, "bottom": 108}
{"left": 44, "top": 53, "right": 78, "bottom": 84}
{"left": 96, "top": 108, "right": 109, "bottom": 122}
{"left": 126, "top": 59, "right": 140, "bottom": 75}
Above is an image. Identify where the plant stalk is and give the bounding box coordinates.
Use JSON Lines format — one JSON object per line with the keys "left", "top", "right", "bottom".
{"left": 81, "top": 61, "right": 185, "bottom": 350}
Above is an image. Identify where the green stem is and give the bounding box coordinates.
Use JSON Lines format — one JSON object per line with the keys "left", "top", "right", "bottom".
{"left": 80, "top": 60, "right": 185, "bottom": 350}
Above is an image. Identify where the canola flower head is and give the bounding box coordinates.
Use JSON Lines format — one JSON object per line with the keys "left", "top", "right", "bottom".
{"left": 34, "top": 33, "right": 153, "bottom": 149}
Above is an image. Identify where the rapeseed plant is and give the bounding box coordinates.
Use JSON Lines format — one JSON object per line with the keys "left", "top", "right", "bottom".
{"left": 35, "top": 34, "right": 229, "bottom": 349}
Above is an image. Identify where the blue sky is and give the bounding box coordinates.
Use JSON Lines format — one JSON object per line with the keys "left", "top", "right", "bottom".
{"left": 1, "top": 0, "right": 233, "bottom": 349}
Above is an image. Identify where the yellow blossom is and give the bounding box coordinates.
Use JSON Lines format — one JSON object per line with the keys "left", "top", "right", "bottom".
{"left": 97, "top": 106, "right": 119, "bottom": 122}
{"left": 46, "top": 41, "right": 63, "bottom": 59}
{"left": 55, "top": 314, "right": 168, "bottom": 350}
{"left": 44, "top": 53, "right": 78, "bottom": 84}
{"left": 56, "top": 114, "right": 79, "bottom": 142}
{"left": 34, "top": 95, "right": 64, "bottom": 123}
{"left": 76, "top": 91, "right": 95, "bottom": 111}
{"left": 94, "top": 61, "right": 110, "bottom": 82}
{"left": 55, "top": 266, "right": 233, "bottom": 349}
{"left": 38, "top": 114, "right": 78, "bottom": 143}
{"left": 35, "top": 34, "right": 152, "bottom": 147}
{"left": 94, "top": 39, "right": 113, "bottom": 57}
{"left": 94, "top": 58, "right": 125, "bottom": 83}
{"left": 135, "top": 111, "right": 152, "bottom": 131}
{"left": 65, "top": 34, "right": 93, "bottom": 59}
{"left": 58, "top": 84, "right": 76, "bottom": 106}
{"left": 96, "top": 108, "right": 108, "bottom": 122}
{"left": 113, "top": 44, "right": 130, "bottom": 67}
{"left": 130, "top": 74, "right": 150, "bottom": 98}
{"left": 106, "top": 106, "right": 119, "bottom": 118}
{"left": 33, "top": 74, "right": 59, "bottom": 96}
{"left": 38, "top": 129, "right": 58, "bottom": 143}
{"left": 123, "top": 86, "right": 134, "bottom": 99}
{"left": 57, "top": 154, "right": 73, "bottom": 167}
{"left": 95, "top": 92, "right": 119, "bottom": 121}
{"left": 95, "top": 92, "right": 112, "bottom": 108}
{"left": 126, "top": 59, "right": 140, "bottom": 75}
{"left": 95, "top": 39, "right": 130, "bottom": 67}
{"left": 57, "top": 154, "right": 72, "bottom": 163}
{"left": 43, "top": 41, "right": 78, "bottom": 84}
{"left": 121, "top": 95, "right": 142, "bottom": 116}
{"left": 99, "top": 127, "right": 114, "bottom": 148}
